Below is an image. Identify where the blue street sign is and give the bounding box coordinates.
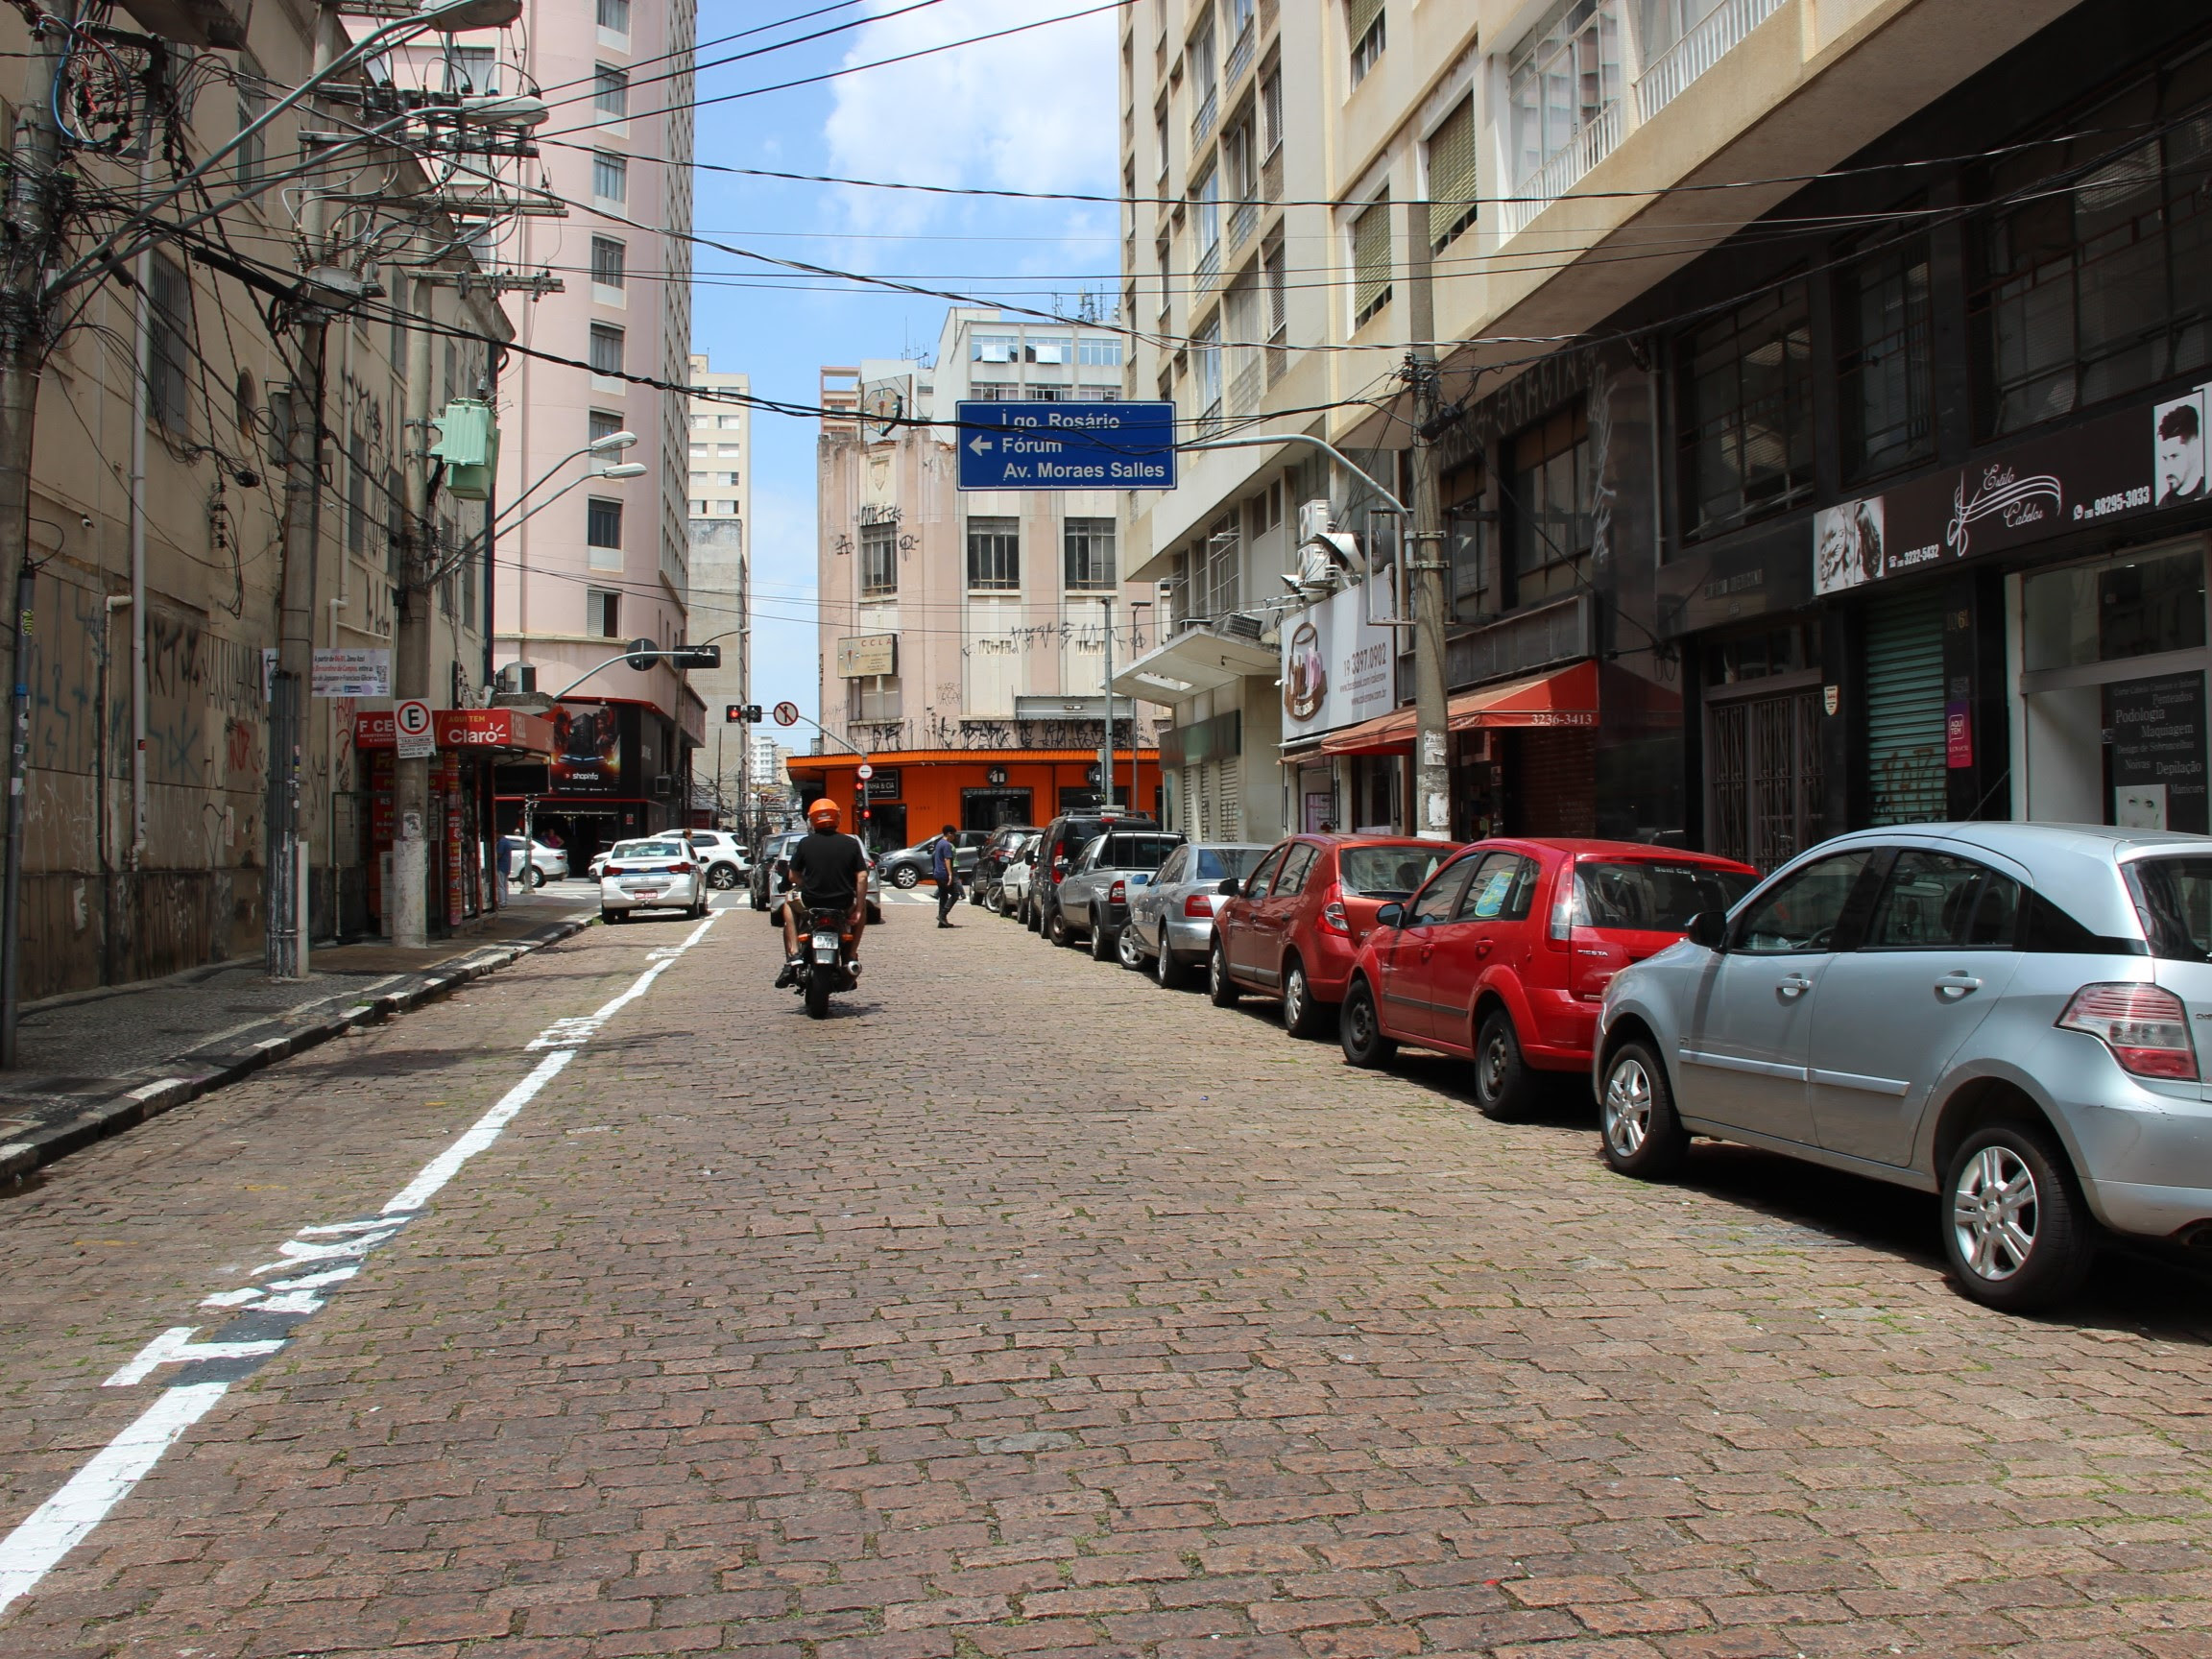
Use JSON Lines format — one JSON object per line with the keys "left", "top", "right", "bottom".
{"left": 954, "top": 400, "right": 1178, "bottom": 492}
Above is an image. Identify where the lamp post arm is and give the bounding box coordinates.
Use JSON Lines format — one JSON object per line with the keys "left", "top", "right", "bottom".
{"left": 1178, "top": 433, "right": 1409, "bottom": 517}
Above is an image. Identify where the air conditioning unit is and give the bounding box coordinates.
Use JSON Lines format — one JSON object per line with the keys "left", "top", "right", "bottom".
{"left": 651, "top": 776, "right": 675, "bottom": 800}
{"left": 1297, "top": 499, "right": 1334, "bottom": 544}
{"left": 1221, "top": 613, "right": 1264, "bottom": 642}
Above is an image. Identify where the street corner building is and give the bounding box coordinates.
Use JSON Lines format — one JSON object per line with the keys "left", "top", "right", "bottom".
{"left": 1115, "top": 0, "right": 2212, "bottom": 862}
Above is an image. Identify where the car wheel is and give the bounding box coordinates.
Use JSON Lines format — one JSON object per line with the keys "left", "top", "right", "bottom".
{"left": 1117, "top": 923, "right": 1144, "bottom": 970}
{"left": 708, "top": 863, "right": 740, "bottom": 890}
{"left": 1153, "top": 928, "right": 1185, "bottom": 989}
{"left": 891, "top": 865, "right": 921, "bottom": 889}
{"left": 1048, "top": 909, "right": 1072, "bottom": 948}
{"left": 1208, "top": 939, "right": 1240, "bottom": 1006}
{"left": 1339, "top": 978, "right": 1395, "bottom": 1069}
{"left": 1091, "top": 913, "right": 1117, "bottom": 961}
{"left": 1473, "top": 1010, "right": 1534, "bottom": 1122}
{"left": 1282, "top": 957, "right": 1327, "bottom": 1039}
{"left": 1943, "top": 1123, "right": 2093, "bottom": 1312}
{"left": 526, "top": 867, "right": 545, "bottom": 888}
{"left": 601, "top": 907, "right": 622, "bottom": 925}
{"left": 1599, "top": 1039, "right": 1688, "bottom": 1180}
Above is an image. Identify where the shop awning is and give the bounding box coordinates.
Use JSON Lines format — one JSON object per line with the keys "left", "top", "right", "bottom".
{"left": 1109, "top": 622, "right": 1278, "bottom": 701}
{"left": 1317, "top": 661, "right": 1599, "bottom": 756}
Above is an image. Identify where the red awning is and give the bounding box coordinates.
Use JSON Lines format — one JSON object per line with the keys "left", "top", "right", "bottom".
{"left": 354, "top": 708, "right": 556, "bottom": 757}
{"left": 1317, "top": 661, "right": 1600, "bottom": 756}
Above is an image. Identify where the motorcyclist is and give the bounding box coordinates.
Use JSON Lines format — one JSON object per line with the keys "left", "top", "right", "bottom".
{"left": 776, "top": 798, "right": 870, "bottom": 987}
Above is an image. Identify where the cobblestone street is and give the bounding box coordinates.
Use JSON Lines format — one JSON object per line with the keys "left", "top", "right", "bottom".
{"left": 4, "top": 897, "right": 2212, "bottom": 1658}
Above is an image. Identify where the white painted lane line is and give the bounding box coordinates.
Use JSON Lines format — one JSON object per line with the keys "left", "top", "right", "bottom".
{"left": 0, "top": 907, "right": 729, "bottom": 1622}
{"left": 0, "top": 1383, "right": 230, "bottom": 1618}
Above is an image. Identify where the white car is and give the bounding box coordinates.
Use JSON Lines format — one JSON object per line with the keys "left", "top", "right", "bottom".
{"left": 685, "top": 830, "right": 752, "bottom": 891}
{"left": 500, "top": 835, "right": 569, "bottom": 887}
{"left": 599, "top": 836, "right": 708, "bottom": 923}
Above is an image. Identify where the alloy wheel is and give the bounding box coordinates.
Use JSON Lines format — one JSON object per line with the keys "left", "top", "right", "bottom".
{"left": 1118, "top": 925, "right": 1143, "bottom": 970}
{"left": 1952, "top": 1144, "right": 2039, "bottom": 1283}
{"left": 709, "top": 864, "right": 739, "bottom": 890}
{"left": 892, "top": 865, "right": 921, "bottom": 889}
{"left": 1602, "top": 1055, "right": 1652, "bottom": 1159}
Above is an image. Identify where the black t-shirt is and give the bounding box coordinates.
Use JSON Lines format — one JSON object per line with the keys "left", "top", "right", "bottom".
{"left": 788, "top": 830, "right": 868, "bottom": 907}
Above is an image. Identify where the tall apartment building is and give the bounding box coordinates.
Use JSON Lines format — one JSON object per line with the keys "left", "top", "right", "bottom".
{"left": 796, "top": 311, "right": 1164, "bottom": 850}
{"left": 1116, "top": 0, "right": 2173, "bottom": 864}
{"left": 685, "top": 353, "right": 750, "bottom": 826}
{"left": 488, "top": 0, "right": 701, "bottom": 862}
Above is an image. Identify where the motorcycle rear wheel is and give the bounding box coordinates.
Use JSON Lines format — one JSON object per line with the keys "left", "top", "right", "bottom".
{"left": 805, "top": 974, "right": 831, "bottom": 1019}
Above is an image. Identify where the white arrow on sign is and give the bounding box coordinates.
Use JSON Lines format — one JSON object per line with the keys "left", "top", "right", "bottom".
{"left": 968, "top": 435, "right": 992, "bottom": 455}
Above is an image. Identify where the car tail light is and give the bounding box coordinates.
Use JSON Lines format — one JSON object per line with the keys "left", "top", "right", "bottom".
{"left": 1319, "top": 883, "right": 1349, "bottom": 934}
{"left": 1550, "top": 865, "right": 1579, "bottom": 943}
{"left": 1109, "top": 878, "right": 1126, "bottom": 904}
{"left": 668, "top": 862, "right": 694, "bottom": 875}
{"left": 2057, "top": 983, "right": 2198, "bottom": 1080}
{"left": 1184, "top": 894, "right": 1214, "bottom": 918}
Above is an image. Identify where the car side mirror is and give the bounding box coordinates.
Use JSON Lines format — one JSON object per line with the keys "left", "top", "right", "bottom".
{"left": 1375, "top": 902, "right": 1405, "bottom": 929}
{"left": 1053, "top": 857, "right": 1070, "bottom": 875}
{"left": 1218, "top": 877, "right": 1240, "bottom": 897}
{"left": 1687, "top": 910, "right": 1727, "bottom": 950}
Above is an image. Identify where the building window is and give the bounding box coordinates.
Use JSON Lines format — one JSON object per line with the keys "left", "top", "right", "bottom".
{"left": 971, "top": 380, "right": 1017, "bottom": 401}
{"left": 1203, "top": 514, "right": 1240, "bottom": 618}
{"left": 346, "top": 431, "right": 368, "bottom": 559}
{"left": 589, "top": 408, "right": 623, "bottom": 446}
{"left": 1193, "top": 164, "right": 1221, "bottom": 275}
{"left": 448, "top": 44, "right": 497, "bottom": 93}
{"left": 1837, "top": 235, "right": 1934, "bottom": 482}
{"left": 973, "top": 333, "right": 1019, "bottom": 363}
{"left": 592, "top": 150, "right": 628, "bottom": 203}
{"left": 587, "top": 496, "right": 623, "bottom": 553}
{"left": 1351, "top": 191, "right": 1391, "bottom": 326}
{"left": 1028, "top": 336, "right": 1070, "bottom": 365}
{"left": 235, "top": 63, "right": 265, "bottom": 188}
{"left": 1192, "top": 314, "right": 1223, "bottom": 434}
{"left": 1427, "top": 94, "right": 1478, "bottom": 249}
{"left": 589, "top": 323, "right": 624, "bottom": 376}
{"left": 1348, "top": 0, "right": 1384, "bottom": 83}
{"left": 590, "top": 235, "right": 626, "bottom": 290}
{"left": 1505, "top": 404, "right": 1593, "bottom": 606}
{"left": 595, "top": 0, "right": 629, "bottom": 31}
{"left": 1156, "top": 239, "right": 1174, "bottom": 323}
{"left": 849, "top": 675, "right": 902, "bottom": 723}
{"left": 586, "top": 588, "right": 620, "bottom": 637}
{"left": 860, "top": 521, "right": 897, "bottom": 596}
{"left": 1677, "top": 280, "right": 1814, "bottom": 542}
{"left": 1508, "top": 0, "right": 1623, "bottom": 191}
{"left": 146, "top": 252, "right": 191, "bottom": 431}
{"left": 1261, "top": 65, "right": 1283, "bottom": 162}
{"left": 1079, "top": 338, "right": 1123, "bottom": 367}
{"left": 594, "top": 63, "right": 628, "bottom": 119}
{"left": 1971, "top": 61, "right": 2212, "bottom": 439}
{"left": 967, "top": 517, "right": 1021, "bottom": 591}
{"left": 1155, "top": 99, "right": 1170, "bottom": 182}
{"left": 1065, "top": 518, "right": 1117, "bottom": 589}
{"left": 385, "top": 466, "right": 402, "bottom": 574}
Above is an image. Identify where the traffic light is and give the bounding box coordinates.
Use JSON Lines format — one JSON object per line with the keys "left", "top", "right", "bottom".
{"left": 725, "top": 704, "right": 745, "bottom": 723}
{"left": 744, "top": 703, "right": 762, "bottom": 722}
{"left": 669, "top": 643, "right": 723, "bottom": 669}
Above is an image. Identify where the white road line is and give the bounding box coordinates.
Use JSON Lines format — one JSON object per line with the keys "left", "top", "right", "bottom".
{"left": 0, "top": 1383, "right": 230, "bottom": 1616}
{"left": 0, "top": 907, "right": 726, "bottom": 1623}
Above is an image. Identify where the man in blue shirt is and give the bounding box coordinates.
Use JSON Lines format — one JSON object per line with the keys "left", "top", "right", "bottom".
{"left": 932, "top": 825, "right": 960, "bottom": 928}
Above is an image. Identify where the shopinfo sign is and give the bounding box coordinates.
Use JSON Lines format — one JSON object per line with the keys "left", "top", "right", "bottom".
{"left": 353, "top": 708, "right": 556, "bottom": 753}
{"left": 1280, "top": 584, "right": 1395, "bottom": 742}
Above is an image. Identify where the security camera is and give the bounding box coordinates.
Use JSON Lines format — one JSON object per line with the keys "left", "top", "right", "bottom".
{"left": 79, "top": 514, "right": 92, "bottom": 529}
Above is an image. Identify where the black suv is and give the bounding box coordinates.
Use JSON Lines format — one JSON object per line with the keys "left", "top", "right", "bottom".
{"left": 1027, "top": 810, "right": 1158, "bottom": 936}
{"left": 971, "top": 823, "right": 1040, "bottom": 905}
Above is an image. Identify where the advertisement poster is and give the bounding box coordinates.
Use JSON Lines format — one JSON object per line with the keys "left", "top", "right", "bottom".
{"left": 550, "top": 703, "right": 624, "bottom": 797}
{"left": 1814, "top": 380, "right": 2212, "bottom": 596}
{"left": 2106, "top": 672, "right": 2208, "bottom": 834}
{"left": 310, "top": 648, "right": 390, "bottom": 698}
{"left": 1281, "top": 584, "right": 1395, "bottom": 741}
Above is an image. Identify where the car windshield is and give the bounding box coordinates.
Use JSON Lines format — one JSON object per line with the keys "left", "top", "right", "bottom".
{"left": 616, "top": 841, "right": 685, "bottom": 861}
{"left": 1338, "top": 845, "right": 1450, "bottom": 899}
{"left": 1575, "top": 860, "right": 1758, "bottom": 932}
{"left": 1194, "top": 847, "right": 1267, "bottom": 882}
{"left": 1102, "top": 834, "right": 1180, "bottom": 871}
{"left": 2128, "top": 856, "right": 2212, "bottom": 962}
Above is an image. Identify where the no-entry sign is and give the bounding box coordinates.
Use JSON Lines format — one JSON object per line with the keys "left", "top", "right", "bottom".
{"left": 773, "top": 701, "right": 800, "bottom": 727}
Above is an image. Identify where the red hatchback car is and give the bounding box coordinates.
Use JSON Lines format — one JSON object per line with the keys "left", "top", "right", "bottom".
{"left": 1209, "top": 835, "right": 1458, "bottom": 1037}
{"left": 1340, "top": 838, "right": 1759, "bottom": 1118}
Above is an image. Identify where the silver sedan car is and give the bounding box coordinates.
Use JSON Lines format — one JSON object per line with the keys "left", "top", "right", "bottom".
{"left": 1120, "top": 841, "right": 1271, "bottom": 985}
{"left": 1594, "top": 823, "right": 2212, "bottom": 1312}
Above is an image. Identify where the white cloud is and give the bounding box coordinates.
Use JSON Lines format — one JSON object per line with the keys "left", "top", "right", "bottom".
{"left": 823, "top": 0, "right": 1117, "bottom": 216}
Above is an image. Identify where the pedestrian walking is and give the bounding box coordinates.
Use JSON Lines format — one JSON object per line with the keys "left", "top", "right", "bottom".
{"left": 933, "top": 826, "right": 961, "bottom": 927}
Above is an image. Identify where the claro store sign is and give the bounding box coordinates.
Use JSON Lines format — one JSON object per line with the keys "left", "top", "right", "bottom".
{"left": 1281, "top": 584, "right": 1395, "bottom": 741}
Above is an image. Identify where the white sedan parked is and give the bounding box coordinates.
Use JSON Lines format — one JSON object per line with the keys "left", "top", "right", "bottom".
{"left": 599, "top": 837, "right": 708, "bottom": 923}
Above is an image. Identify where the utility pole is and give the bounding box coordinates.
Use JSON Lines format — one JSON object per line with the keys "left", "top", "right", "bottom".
{"left": 0, "top": 37, "right": 64, "bottom": 1060}
{"left": 268, "top": 311, "right": 326, "bottom": 977}
{"left": 1406, "top": 198, "right": 1452, "bottom": 842}
{"left": 1098, "top": 596, "right": 1116, "bottom": 810}
{"left": 392, "top": 274, "right": 436, "bottom": 948}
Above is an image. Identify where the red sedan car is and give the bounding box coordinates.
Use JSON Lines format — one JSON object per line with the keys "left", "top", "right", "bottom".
{"left": 1210, "top": 834, "right": 1458, "bottom": 1038}
{"left": 1340, "top": 837, "right": 1759, "bottom": 1118}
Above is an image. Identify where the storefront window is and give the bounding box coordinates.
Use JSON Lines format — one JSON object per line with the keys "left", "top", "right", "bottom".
{"left": 1678, "top": 281, "right": 1815, "bottom": 541}
{"left": 1837, "top": 234, "right": 1934, "bottom": 481}
{"left": 1505, "top": 404, "right": 1592, "bottom": 605}
{"left": 2022, "top": 545, "right": 2205, "bottom": 672}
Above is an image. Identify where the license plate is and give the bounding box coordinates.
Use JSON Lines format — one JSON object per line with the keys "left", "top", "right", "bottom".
{"left": 627, "top": 887, "right": 661, "bottom": 899}
{"left": 812, "top": 931, "right": 839, "bottom": 962}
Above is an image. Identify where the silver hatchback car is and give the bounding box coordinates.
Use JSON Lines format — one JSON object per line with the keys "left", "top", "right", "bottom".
{"left": 1595, "top": 823, "right": 2212, "bottom": 1311}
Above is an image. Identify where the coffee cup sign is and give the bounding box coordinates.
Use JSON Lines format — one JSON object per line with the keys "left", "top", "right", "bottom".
{"left": 394, "top": 699, "right": 436, "bottom": 759}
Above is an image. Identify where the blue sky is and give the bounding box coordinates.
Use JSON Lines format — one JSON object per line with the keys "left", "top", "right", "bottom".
{"left": 685, "top": 0, "right": 1121, "bottom": 726}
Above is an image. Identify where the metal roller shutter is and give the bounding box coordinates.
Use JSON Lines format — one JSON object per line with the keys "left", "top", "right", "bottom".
{"left": 1181, "top": 764, "right": 1200, "bottom": 836}
{"left": 1864, "top": 590, "right": 1948, "bottom": 825}
{"left": 1217, "top": 756, "right": 1241, "bottom": 838}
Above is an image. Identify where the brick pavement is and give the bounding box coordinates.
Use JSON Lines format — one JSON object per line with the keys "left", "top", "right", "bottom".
{"left": 2, "top": 896, "right": 2212, "bottom": 1657}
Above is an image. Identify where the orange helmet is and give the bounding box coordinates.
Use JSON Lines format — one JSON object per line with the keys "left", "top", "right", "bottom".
{"left": 807, "top": 798, "right": 842, "bottom": 829}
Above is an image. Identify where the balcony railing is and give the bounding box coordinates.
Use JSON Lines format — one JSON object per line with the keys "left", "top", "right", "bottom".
{"left": 1265, "top": 325, "right": 1287, "bottom": 387}
{"left": 1224, "top": 22, "right": 1254, "bottom": 89}
{"left": 1635, "top": 0, "right": 1785, "bottom": 123}
{"left": 1497, "top": 101, "right": 1623, "bottom": 237}
{"left": 1228, "top": 353, "right": 1262, "bottom": 417}
{"left": 1190, "top": 86, "right": 1217, "bottom": 148}
{"left": 1226, "top": 198, "right": 1256, "bottom": 254}
{"left": 1196, "top": 397, "right": 1224, "bottom": 438}
{"left": 1262, "top": 146, "right": 1283, "bottom": 204}
{"left": 1194, "top": 238, "right": 1221, "bottom": 289}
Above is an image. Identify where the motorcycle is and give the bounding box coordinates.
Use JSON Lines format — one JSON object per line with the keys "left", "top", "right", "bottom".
{"left": 795, "top": 903, "right": 858, "bottom": 1019}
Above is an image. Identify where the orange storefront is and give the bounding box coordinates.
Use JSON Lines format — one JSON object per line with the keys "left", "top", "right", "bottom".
{"left": 787, "top": 749, "right": 1165, "bottom": 853}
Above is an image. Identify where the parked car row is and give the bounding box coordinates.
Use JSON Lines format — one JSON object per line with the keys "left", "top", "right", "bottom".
{"left": 982, "top": 814, "right": 2211, "bottom": 1312}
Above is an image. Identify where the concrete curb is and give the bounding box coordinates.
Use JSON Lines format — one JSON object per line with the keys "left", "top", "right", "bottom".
{"left": 0, "top": 915, "right": 593, "bottom": 1188}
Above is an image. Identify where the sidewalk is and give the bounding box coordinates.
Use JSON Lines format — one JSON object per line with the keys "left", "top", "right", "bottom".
{"left": 0, "top": 884, "right": 599, "bottom": 1185}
